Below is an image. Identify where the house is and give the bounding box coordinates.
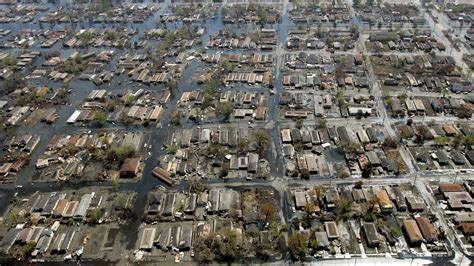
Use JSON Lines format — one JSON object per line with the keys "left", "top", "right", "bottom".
{"left": 376, "top": 189, "right": 394, "bottom": 213}
{"left": 406, "top": 196, "right": 425, "bottom": 212}
{"left": 324, "top": 221, "right": 339, "bottom": 240}
{"left": 314, "top": 231, "right": 329, "bottom": 250}
{"left": 416, "top": 216, "right": 437, "bottom": 243}
{"left": 74, "top": 194, "right": 92, "bottom": 221}
{"left": 120, "top": 157, "right": 141, "bottom": 178}
{"left": 294, "top": 191, "right": 307, "bottom": 210}
{"left": 139, "top": 228, "right": 156, "bottom": 251}
{"left": 403, "top": 219, "right": 423, "bottom": 246}
{"left": 363, "top": 222, "right": 381, "bottom": 247}
{"left": 460, "top": 223, "right": 474, "bottom": 236}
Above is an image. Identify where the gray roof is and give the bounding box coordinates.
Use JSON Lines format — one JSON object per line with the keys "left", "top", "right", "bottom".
{"left": 74, "top": 194, "right": 92, "bottom": 219}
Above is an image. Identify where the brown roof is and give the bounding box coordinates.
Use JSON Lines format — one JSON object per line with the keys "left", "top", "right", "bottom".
{"left": 53, "top": 199, "right": 68, "bottom": 217}
{"left": 120, "top": 157, "right": 141, "bottom": 174}
{"left": 461, "top": 223, "right": 474, "bottom": 236}
{"left": 416, "top": 216, "right": 438, "bottom": 242}
{"left": 376, "top": 189, "right": 394, "bottom": 209}
{"left": 404, "top": 219, "right": 423, "bottom": 243}
{"left": 439, "top": 184, "right": 465, "bottom": 193}
{"left": 324, "top": 221, "right": 339, "bottom": 239}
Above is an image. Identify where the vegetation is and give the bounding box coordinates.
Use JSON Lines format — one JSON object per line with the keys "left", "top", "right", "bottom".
{"left": 3, "top": 73, "right": 26, "bottom": 93}
{"left": 390, "top": 226, "right": 401, "bottom": 238}
{"left": 219, "top": 102, "right": 234, "bottom": 122}
{"left": 434, "top": 136, "right": 449, "bottom": 146}
{"left": 22, "top": 241, "right": 36, "bottom": 259}
{"left": 300, "top": 168, "right": 310, "bottom": 179}
{"left": 288, "top": 233, "right": 308, "bottom": 260}
{"left": 295, "top": 118, "right": 303, "bottom": 129}
{"left": 193, "top": 230, "right": 240, "bottom": 262}
{"left": 111, "top": 179, "right": 120, "bottom": 190}
{"left": 382, "top": 137, "right": 398, "bottom": 149}
{"left": 354, "top": 180, "right": 363, "bottom": 189}
{"left": 88, "top": 208, "right": 101, "bottom": 223}
{"left": 92, "top": 111, "right": 107, "bottom": 127}
{"left": 254, "top": 130, "right": 269, "bottom": 156}
{"left": 106, "top": 145, "right": 136, "bottom": 164}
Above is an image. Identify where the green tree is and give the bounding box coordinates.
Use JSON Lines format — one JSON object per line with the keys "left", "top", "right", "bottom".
{"left": 295, "top": 118, "right": 303, "bottom": 129}
{"left": 362, "top": 166, "right": 372, "bottom": 179}
{"left": 354, "top": 180, "right": 363, "bottom": 189}
{"left": 254, "top": 130, "right": 269, "bottom": 156}
{"left": 288, "top": 233, "right": 308, "bottom": 260}
{"left": 300, "top": 168, "right": 310, "bottom": 179}
{"left": 23, "top": 241, "right": 36, "bottom": 259}
{"left": 390, "top": 226, "right": 401, "bottom": 238}
{"left": 88, "top": 208, "right": 101, "bottom": 223}
{"left": 111, "top": 179, "right": 120, "bottom": 190}
{"left": 434, "top": 136, "right": 448, "bottom": 146}
{"left": 219, "top": 102, "right": 234, "bottom": 122}
{"left": 92, "top": 111, "right": 107, "bottom": 127}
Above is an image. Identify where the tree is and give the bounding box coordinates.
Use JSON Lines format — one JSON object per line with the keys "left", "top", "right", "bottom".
{"left": 288, "top": 233, "right": 308, "bottom": 260}
{"left": 260, "top": 203, "right": 276, "bottom": 223}
{"left": 336, "top": 96, "right": 346, "bottom": 107}
{"left": 314, "top": 185, "right": 327, "bottom": 199}
{"left": 219, "top": 102, "right": 234, "bottom": 122}
{"left": 295, "top": 118, "right": 303, "bottom": 129}
{"left": 193, "top": 236, "right": 215, "bottom": 263}
{"left": 383, "top": 137, "right": 398, "bottom": 149}
{"left": 92, "top": 111, "right": 107, "bottom": 127}
{"left": 335, "top": 198, "right": 353, "bottom": 220}
{"left": 300, "top": 168, "right": 310, "bottom": 179}
{"left": 237, "top": 138, "right": 249, "bottom": 154}
{"left": 23, "top": 241, "right": 36, "bottom": 259}
{"left": 316, "top": 117, "right": 327, "bottom": 128}
{"left": 88, "top": 208, "right": 101, "bottom": 223}
{"left": 106, "top": 145, "right": 136, "bottom": 164}
{"left": 434, "top": 136, "right": 448, "bottom": 146}
{"left": 354, "top": 180, "right": 363, "bottom": 189}
{"left": 188, "top": 176, "right": 207, "bottom": 193}
{"left": 111, "top": 179, "right": 120, "bottom": 190}
{"left": 457, "top": 106, "right": 472, "bottom": 119}
{"left": 390, "top": 226, "right": 401, "bottom": 238}
{"left": 362, "top": 166, "right": 372, "bottom": 179}
{"left": 350, "top": 23, "right": 359, "bottom": 34}
{"left": 254, "top": 130, "right": 269, "bottom": 156}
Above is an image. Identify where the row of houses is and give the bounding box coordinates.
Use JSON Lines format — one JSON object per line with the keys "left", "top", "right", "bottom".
{"left": 138, "top": 225, "right": 193, "bottom": 252}
{"left": 164, "top": 127, "right": 251, "bottom": 148}
{"left": 224, "top": 71, "right": 271, "bottom": 85}
{"left": 146, "top": 189, "right": 239, "bottom": 218}
{"left": 30, "top": 192, "right": 96, "bottom": 221}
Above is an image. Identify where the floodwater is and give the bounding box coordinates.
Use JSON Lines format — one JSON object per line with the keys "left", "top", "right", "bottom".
{"left": 0, "top": 0, "right": 470, "bottom": 264}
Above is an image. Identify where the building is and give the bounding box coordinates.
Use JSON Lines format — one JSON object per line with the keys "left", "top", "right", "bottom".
{"left": 120, "top": 158, "right": 141, "bottom": 178}
{"left": 403, "top": 219, "right": 423, "bottom": 246}
{"left": 324, "top": 221, "right": 339, "bottom": 240}
{"left": 416, "top": 216, "right": 438, "bottom": 243}
{"left": 363, "top": 222, "right": 381, "bottom": 247}
{"left": 376, "top": 189, "right": 394, "bottom": 213}
{"left": 139, "top": 228, "right": 156, "bottom": 251}
{"left": 294, "top": 191, "right": 307, "bottom": 210}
